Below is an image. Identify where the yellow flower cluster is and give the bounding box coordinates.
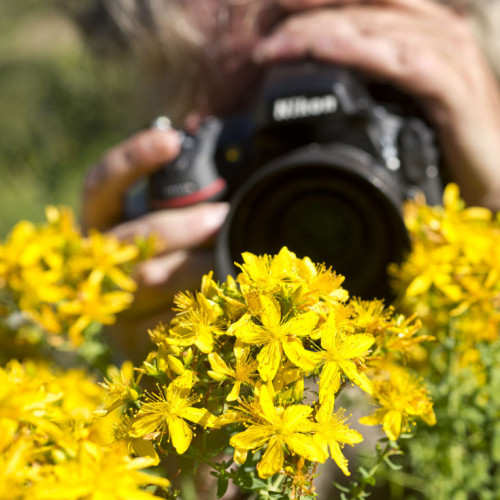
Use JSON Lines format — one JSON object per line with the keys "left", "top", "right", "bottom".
{"left": 0, "top": 360, "right": 168, "bottom": 499}
{"left": 390, "top": 184, "right": 500, "bottom": 361}
{"left": 101, "top": 247, "right": 436, "bottom": 491}
{"left": 0, "top": 206, "right": 154, "bottom": 346}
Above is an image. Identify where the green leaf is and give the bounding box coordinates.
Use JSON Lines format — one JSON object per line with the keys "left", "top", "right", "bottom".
{"left": 383, "top": 456, "right": 403, "bottom": 471}
{"left": 333, "top": 482, "right": 350, "bottom": 493}
{"left": 217, "top": 475, "right": 229, "bottom": 499}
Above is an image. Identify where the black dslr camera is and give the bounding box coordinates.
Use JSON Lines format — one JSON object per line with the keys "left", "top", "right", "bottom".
{"left": 146, "top": 62, "right": 442, "bottom": 300}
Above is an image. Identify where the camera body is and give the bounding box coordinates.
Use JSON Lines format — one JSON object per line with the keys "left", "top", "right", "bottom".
{"left": 147, "top": 62, "right": 442, "bottom": 299}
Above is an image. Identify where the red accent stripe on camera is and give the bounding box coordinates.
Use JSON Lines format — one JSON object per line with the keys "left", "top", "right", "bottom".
{"left": 151, "top": 178, "right": 227, "bottom": 209}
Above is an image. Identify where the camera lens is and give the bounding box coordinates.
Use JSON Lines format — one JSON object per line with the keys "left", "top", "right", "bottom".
{"left": 216, "top": 145, "right": 409, "bottom": 300}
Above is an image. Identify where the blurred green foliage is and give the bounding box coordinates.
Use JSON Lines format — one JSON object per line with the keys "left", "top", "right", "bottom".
{"left": 0, "top": 0, "right": 150, "bottom": 236}
{"left": 383, "top": 338, "right": 500, "bottom": 500}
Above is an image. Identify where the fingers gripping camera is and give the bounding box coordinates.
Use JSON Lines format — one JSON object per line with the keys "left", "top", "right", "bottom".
{"left": 147, "top": 62, "right": 442, "bottom": 300}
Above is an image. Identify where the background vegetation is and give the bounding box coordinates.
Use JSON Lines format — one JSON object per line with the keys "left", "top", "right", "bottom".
{"left": 0, "top": 0, "right": 152, "bottom": 236}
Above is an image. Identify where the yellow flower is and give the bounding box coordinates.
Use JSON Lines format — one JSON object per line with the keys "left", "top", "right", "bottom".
{"left": 236, "top": 247, "right": 298, "bottom": 293}
{"left": 58, "top": 279, "right": 134, "bottom": 345}
{"left": 313, "top": 400, "right": 363, "bottom": 476}
{"left": 382, "top": 314, "right": 433, "bottom": 355}
{"left": 168, "top": 293, "right": 226, "bottom": 353}
{"left": 208, "top": 349, "right": 258, "bottom": 401}
{"left": 70, "top": 230, "right": 139, "bottom": 292}
{"left": 132, "top": 371, "right": 216, "bottom": 454}
{"left": 30, "top": 442, "right": 169, "bottom": 500}
{"left": 359, "top": 366, "right": 435, "bottom": 441}
{"left": 113, "top": 415, "right": 160, "bottom": 465}
{"left": 27, "top": 304, "right": 63, "bottom": 335}
{"left": 271, "top": 362, "right": 302, "bottom": 394}
{"left": 95, "top": 362, "right": 139, "bottom": 417}
{"left": 315, "top": 312, "right": 374, "bottom": 404}
{"left": 350, "top": 298, "right": 392, "bottom": 332}
{"left": 234, "top": 294, "right": 317, "bottom": 381}
{"left": 0, "top": 437, "right": 32, "bottom": 500}
{"left": 295, "top": 258, "right": 348, "bottom": 304}
{"left": 229, "top": 385, "right": 326, "bottom": 479}
{"left": 405, "top": 243, "right": 462, "bottom": 301}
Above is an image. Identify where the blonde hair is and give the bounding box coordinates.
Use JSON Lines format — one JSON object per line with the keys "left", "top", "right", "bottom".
{"left": 105, "top": 0, "right": 500, "bottom": 123}
{"left": 103, "top": 0, "right": 210, "bottom": 123}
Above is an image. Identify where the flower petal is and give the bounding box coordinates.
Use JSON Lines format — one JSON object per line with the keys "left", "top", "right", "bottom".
{"left": 166, "top": 370, "right": 193, "bottom": 404}
{"left": 359, "top": 409, "right": 387, "bottom": 427}
{"left": 339, "top": 334, "right": 374, "bottom": 359}
{"left": 286, "top": 434, "right": 326, "bottom": 463}
{"left": 257, "top": 436, "right": 284, "bottom": 479}
{"left": 131, "top": 438, "right": 160, "bottom": 465}
{"left": 319, "top": 314, "right": 337, "bottom": 351}
{"left": 182, "top": 407, "right": 217, "bottom": 428}
{"left": 168, "top": 415, "right": 192, "bottom": 454}
{"left": 282, "top": 405, "right": 313, "bottom": 431}
{"left": 227, "top": 381, "right": 242, "bottom": 402}
{"left": 208, "top": 352, "right": 233, "bottom": 377}
{"left": 382, "top": 410, "right": 402, "bottom": 441}
{"left": 196, "top": 330, "right": 214, "bottom": 353}
{"left": 257, "top": 341, "right": 282, "bottom": 382}
{"left": 259, "top": 294, "right": 281, "bottom": 329}
{"left": 282, "top": 339, "right": 316, "bottom": 372}
{"left": 284, "top": 311, "right": 318, "bottom": 337}
{"left": 339, "top": 359, "right": 373, "bottom": 395}
{"left": 230, "top": 426, "right": 274, "bottom": 451}
{"left": 258, "top": 384, "right": 279, "bottom": 425}
{"left": 236, "top": 322, "right": 269, "bottom": 345}
{"left": 319, "top": 361, "right": 341, "bottom": 403}
{"left": 328, "top": 440, "right": 350, "bottom": 476}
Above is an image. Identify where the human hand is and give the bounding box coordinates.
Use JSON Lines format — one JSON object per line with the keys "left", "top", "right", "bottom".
{"left": 255, "top": 0, "right": 500, "bottom": 210}
{"left": 83, "top": 127, "right": 229, "bottom": 360}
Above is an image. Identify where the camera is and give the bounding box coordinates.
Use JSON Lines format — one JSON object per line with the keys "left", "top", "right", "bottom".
{"left": 146, "top": 62, "right": 442, "bottom": 300}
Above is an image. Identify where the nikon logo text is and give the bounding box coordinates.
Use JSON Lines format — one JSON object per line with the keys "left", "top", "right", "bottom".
{"left": 273, "top": 94, "right": 338, "bottom": 121}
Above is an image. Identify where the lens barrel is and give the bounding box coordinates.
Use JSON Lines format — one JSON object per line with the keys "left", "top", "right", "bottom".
{"left": 216, "top": 143, "right": 410, "bottom": 300}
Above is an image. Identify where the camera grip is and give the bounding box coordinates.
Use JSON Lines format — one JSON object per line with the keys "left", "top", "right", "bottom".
{"left": 149, "top": 118, "right": 226, "bottom": 210}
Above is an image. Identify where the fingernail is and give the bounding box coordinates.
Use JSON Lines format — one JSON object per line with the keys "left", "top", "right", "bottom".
{"left": 152, "top": 116, "right": 172, "bottom": 131}
{"left": 203, "top": 203, "right": 230, "bottom": 232}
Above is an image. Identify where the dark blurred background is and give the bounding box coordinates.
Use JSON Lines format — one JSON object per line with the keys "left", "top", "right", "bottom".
{"left": 0, "top": 0, "right": 153, "bottom": 236}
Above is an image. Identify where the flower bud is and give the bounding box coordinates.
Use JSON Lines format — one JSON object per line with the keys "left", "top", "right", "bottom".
{"left": 51, "top": 449, "right": 67, "bottom": 464}
{"left": 291, "top": 285, "right": 305, "bottom": 304}
{"left": 168, "top": 344, "right": 183, "bottom": 356}
{"left": 143, "top": 361, "right": 158, "bottom": 377}
{"left": 182, "top": 348, "right": 193, "bottom": 366}
{"left": 156, "top": 345, "right": 169, "bottom": 372}
{"left": 208, "top": 370, "right": 227, "bottom": 382}
{"left": 125, "top": 387, "right": 139, "bottom": 401}
{"left": 292, "top": 378, "right": 304, "bottom": 402}
{"left": 167, "top": 355, "right": 185, "bottom": 376}
{"left": 234, "top": 448, "right": 248, "bottom": 465}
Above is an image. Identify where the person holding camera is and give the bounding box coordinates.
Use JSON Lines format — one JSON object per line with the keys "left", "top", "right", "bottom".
{"left": 82, "top": 0, "right": 500, "bottom": 359}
